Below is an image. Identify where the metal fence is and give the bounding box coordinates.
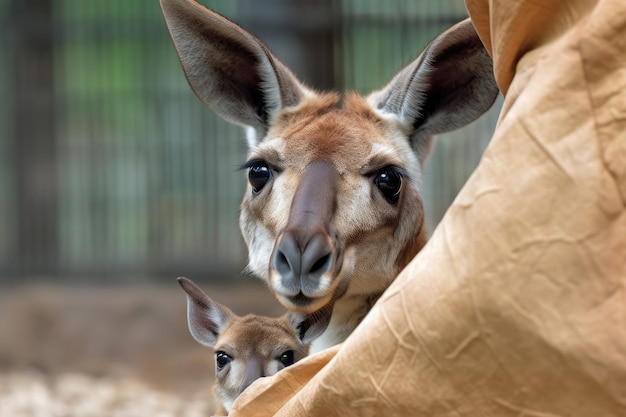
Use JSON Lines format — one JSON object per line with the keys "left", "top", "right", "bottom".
{"left": 0, "top": 0, "right": 501, "bottom": 283}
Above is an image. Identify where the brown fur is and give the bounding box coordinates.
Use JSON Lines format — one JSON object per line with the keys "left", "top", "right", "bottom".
{"left": 178, "top": 277, "right": 329, "bottom": 414}
{"left": 211, "top": 314, "right": 308, "bottom": 416}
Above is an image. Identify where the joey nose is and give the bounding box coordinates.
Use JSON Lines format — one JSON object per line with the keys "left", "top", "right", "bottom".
{"left": 242, "top": 357, "right": 263, "bottom": 392}
{"left": 273, "top": 232, "right": 333, "bottom": 295}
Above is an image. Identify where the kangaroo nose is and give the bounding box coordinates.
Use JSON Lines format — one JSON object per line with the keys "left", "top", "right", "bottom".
{"left": 273, "top": 232, "right": 333, "bottom": 296}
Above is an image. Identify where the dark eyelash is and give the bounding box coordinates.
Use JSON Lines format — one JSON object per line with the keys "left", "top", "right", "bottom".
{"left": 241, "top": 159, "right": 283, "bottom": 174}
{"left": 238, "top": 158, "right": 266, "bottom": 171}
{"left": 366, "top": 165, "right": 410, "bottom": 181}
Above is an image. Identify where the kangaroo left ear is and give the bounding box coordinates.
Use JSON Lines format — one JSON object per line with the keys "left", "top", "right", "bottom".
{"left": 367, "top": 18, "right": 499, "bottom": 165}
{"left": 287, "top": 302, "right": 334, "bottom": 346}
{"left": 160, "top": 0, "right": 313, "bottom": 145}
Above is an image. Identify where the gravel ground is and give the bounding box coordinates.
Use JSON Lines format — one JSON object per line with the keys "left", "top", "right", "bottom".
{"left": 0, "top": 370, "right": 212, "bottom": 417}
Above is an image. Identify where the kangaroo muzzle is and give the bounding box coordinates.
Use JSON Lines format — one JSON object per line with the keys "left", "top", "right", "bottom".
{"left": 269, "top": 160, "right": 341, "bottom": 313}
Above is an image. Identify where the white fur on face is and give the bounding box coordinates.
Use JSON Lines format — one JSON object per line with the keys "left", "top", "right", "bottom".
{"left": 241, "top": 215, "right": 274, "bottom": 280}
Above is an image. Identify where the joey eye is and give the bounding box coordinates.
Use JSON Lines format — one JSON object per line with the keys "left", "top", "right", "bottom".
{"left": 374, "top": 166, "right": 403, "bottom": 204}
{"left": 247, "top": 160, "right": 272, "bottom": 194}
{"left": 278, "top": 350, "right": 295, "bottom": 367}
{"left": 215, "top": 351, "right": 232, "bottom": 370}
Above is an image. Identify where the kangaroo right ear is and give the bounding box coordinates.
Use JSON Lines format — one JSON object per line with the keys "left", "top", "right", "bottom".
{"left": 160, "top": 0, "right": 312, "bottom": 145}
{"left": 177, "top": 277, "right": 234, "bottom": 347}
{"left": 367, "top": 18, "right": 499, "bottom": 165}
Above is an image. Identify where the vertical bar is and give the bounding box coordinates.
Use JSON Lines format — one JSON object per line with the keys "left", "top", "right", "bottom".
{"left": 8, "top": 0, "right": 58, "bottom": 276}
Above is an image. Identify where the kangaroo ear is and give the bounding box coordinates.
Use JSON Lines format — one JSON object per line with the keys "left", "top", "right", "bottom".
{"left": 160, "top": 0, "right": 312, "bottom": 145}
{"left": 367, "top": 18, "right": 499, "bottom": 164}
{"left": 287, "top": 302, "right": 334, "bottom": 346}
{"left": 177, "top": 277, "right": 234, "bottom": 347}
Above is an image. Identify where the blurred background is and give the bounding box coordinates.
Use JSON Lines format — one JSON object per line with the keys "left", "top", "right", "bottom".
{"left": 0, "top": 0, "right": 501, "bottom": 415}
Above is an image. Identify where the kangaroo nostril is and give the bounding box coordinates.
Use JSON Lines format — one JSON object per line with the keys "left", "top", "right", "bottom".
{"left": 273, "top": 233, "right": 301, "bottom": 279}
{"left": 309, "top": 253, "right": 331, "bottom": 275}
{"left": 301, "top": 234, "right": 333, "bottom": 278}
{"left": 275, "top": 250, "right": 291, "bottom": 275}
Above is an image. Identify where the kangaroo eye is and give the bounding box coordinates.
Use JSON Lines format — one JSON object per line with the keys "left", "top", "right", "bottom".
{"left": 374, "top": 166, "right": 403, "bottom": 204}
{"left": 278, "top": 350, "right": 295, "bottom": 367}
{"left": 215, "top": 351, "right": 232, "bottom": 370}
{"left": 246, "top": 160, "right": 272, "bottom": 194}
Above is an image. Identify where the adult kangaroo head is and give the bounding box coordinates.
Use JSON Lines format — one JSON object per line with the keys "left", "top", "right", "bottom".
{"left": 161, "top": 0, "right": 498, "bottom": 351}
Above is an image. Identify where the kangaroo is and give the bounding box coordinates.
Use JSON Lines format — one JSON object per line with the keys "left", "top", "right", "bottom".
{"left": 162, "top": 0, "right": 499, "bottom": 352}
{"left": 177, "top": 277, "right": 331, "bottom": 415}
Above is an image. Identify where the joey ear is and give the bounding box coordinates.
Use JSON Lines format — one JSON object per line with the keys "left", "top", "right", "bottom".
{"left": 287, "top": 302, "right": 334, "bottom": 346}
{"left": 177, "top": 277, "right": 234, "bottom": 347}
{"left": 367, "top": 18, "right": 499, "bottom": 164}
{"left": 160, "top": 0, "right": 311, "bottom": 144}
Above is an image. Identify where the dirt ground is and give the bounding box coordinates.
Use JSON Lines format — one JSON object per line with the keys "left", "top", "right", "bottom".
{"left": 0, "top": 279, "right": 285, "bottom": 416}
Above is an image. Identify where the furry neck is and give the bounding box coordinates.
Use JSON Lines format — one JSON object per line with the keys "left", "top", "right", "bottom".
{"left": 309, "top": 292, "right": 381, "bottom": 354}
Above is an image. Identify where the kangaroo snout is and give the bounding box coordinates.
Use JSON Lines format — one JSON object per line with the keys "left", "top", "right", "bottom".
{"left": 273, "top": 230, "right": 335, "bottom": 296}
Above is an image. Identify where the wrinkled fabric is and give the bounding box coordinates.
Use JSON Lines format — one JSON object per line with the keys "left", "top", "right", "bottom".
{"left": 230, "top": 0, "right": 626, "bottom": 415}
